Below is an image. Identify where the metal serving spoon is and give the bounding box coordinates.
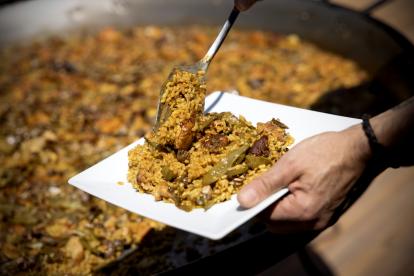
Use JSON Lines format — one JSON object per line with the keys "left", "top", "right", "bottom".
{"left": 154, "top": 7, "right": 239, "bottom": 130}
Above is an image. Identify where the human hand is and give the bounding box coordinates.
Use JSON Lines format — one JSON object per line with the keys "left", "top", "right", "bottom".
{"left": 234, "top": 0, "right": 258, "bottom": 11}
{"left": 237, "top": 125, "right": 371, "bottom": 233}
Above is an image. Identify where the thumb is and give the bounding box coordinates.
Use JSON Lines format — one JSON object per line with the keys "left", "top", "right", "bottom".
{"left": 234, "top": 0, "right": 258, "bottom": 11}
{"left": 237, "top": 159, "right": 296, "bottom": 208}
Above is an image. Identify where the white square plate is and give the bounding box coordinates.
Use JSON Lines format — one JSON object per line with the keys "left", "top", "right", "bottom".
{"left": 69, "top": 92, "right": 360, "bottom": 240}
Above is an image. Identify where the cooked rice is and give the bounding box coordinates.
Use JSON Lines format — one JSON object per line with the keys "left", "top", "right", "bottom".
{"left": 128, "top": 74, "right": 293, "bottom": 211}
{"left": 149, "top": 69, "right": 206, "bottom": 150}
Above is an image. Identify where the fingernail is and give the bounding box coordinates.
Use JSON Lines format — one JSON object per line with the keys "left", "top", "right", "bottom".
{"left": 240, "top": 188, "right": 258, "bottom": 206}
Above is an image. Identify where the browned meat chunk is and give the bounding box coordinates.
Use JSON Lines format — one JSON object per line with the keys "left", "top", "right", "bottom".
{"left": 202, "top": 134, "right": 229, "bottom": 152}
{"left": 175, "top": 117, "right": 195, "bottom": 150}
{"left": 153, "top": 183, "right": 171, "bottom": 201}
{"left": 176, "top": 150, "right": 190, "bottom": 163}
{"left": 136, "top": 172, "right": 145, "bottom": 184}
{"left": 249, "top": 135, "right": 269, "bottom": 157}
{"left": 257, "top": 119, "right": 286, "bottom": 139}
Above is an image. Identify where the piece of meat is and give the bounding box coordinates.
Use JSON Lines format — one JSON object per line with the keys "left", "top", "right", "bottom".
{"left": 136, "top": 172, "right": 144, "bottom": 184}
{"left": 202, "top": 134, "right": 229, "bottom": 152}
{"left": 64, "top": 236, "right": 84, "bottom": 263}
{"left": 176, "top": 150, "right": 190, "bottom": 163}
{"left": 257, "top": 119, "right": 286, "bottom": 139}
{"left": 249, "top": 135, "right": 269, "bottom": 157}
{"left": 154, "top": 183, "right": 171, "bottom": 201}
{"left": 175, "top": 117, "right": 195, "bottom": 150}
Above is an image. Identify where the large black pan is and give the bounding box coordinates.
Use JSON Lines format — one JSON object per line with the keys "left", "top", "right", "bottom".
{"left": 1, "top": 0, "right": 413, "bottom": 274}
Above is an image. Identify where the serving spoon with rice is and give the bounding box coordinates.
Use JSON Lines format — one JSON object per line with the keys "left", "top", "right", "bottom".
{"left": 154, "top": 7, "right": 240, "bottom": 130}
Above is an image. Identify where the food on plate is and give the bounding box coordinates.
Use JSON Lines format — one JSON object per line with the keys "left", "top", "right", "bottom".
{"left": 129, "top": 114, "right": 292, "bottom": 211}
{"left": 128, "top": 68, "right": 293, "bottom": 210}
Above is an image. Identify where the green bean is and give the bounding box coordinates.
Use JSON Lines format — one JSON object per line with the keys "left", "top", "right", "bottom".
{"left": 161, "top": 166, "right": 177, "bottom": 181}
{"left": 202, "top": 144, "right": 249, "bottom": 185}
{"left": 245, "top": 154, "right": 272, "bottom": 169}
{"left": 226, "top": 164, "right": 249, "bottom": 178}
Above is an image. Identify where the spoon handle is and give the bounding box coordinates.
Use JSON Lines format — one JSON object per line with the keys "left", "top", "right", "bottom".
{"left": 201, "top": 7, "right": 239, "bottom": 69}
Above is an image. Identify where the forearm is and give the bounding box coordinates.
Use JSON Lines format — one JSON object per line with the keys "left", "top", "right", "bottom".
{"left": 371, "top": 97, "right": 414, "bottom": 148}
{"left": 369, "top": 97, "right": 414, "bottom": 167}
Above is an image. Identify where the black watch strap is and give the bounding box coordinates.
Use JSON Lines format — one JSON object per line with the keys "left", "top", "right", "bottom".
{"left": 361, "top": 114, "right": 398, "bottom": 168}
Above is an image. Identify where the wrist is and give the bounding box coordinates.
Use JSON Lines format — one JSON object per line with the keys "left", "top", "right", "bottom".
{"left": 349, "top": 116, "right": 398, "bottom": 169}
{"left": 343, "top": 124, "right": 372, "bottom": 165}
